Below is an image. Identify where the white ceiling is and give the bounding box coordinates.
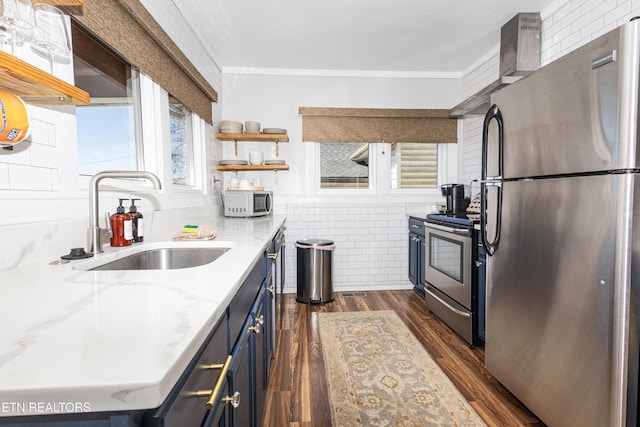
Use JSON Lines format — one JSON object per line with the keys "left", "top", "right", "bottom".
{"left": 171, "top": 0, "right": 556, "bottom": 75}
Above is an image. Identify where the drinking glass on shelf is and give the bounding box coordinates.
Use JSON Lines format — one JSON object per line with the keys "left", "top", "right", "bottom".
{"left": 0, "top": 22, "right": 14, "bottom": 52}
{"left": 0, "top": 0, "right": 35, "bottom": 54}
{"left": 31, "top": 4, "right": 69, "bottom": 73}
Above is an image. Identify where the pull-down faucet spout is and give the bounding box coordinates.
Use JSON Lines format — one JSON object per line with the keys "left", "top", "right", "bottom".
{"left": 87, "top": 170, "right": 162, "bottom": 254}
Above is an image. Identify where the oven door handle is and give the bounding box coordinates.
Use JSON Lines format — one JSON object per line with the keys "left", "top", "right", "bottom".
{"left": 424, "top": 222, "right": 469, "bottom": 236}
{"left": 426, "top": 287, "right": 472, "bottom": 319}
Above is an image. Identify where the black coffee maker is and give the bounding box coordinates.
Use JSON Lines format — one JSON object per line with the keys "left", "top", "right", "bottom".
{"left": 440, "top": 184, "right": 469, "bottom": 213}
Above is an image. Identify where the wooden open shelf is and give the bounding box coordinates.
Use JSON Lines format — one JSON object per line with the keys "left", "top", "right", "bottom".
{"left": 215, "top": 133, "right": 289, "bottom": 157}
{"left": 215, "top": 133, "right": 289, "bottom": 142}
{"left": 216, "top": 164, "right": 289, "bottom": 172}
{"left": 0, "top": 51, "right": 90, "bottom": 105}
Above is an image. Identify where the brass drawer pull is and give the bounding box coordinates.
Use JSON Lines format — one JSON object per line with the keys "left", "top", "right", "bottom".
{"left": 194, "top": 354, "right": 233, "bottom": 409}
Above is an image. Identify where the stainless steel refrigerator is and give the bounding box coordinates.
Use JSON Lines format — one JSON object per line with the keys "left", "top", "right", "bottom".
{"left": 480, "top": 19, "right": 640, "bottom": 427}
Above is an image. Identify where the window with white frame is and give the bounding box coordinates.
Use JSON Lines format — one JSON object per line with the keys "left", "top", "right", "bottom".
{"left": 319, "top": 141, "right": 438, "bottom": 190}
{"left": 301, "top": 107, "right": 453, "bottom": 192}
{"left": 73, "top": 22, "right": 142, "bottom": 176}
{"left": 390, "top": 142, "right": 438, "bottom": 189}
{"left": 320, "top": 142, "right": 369, "bottom": 189}
{"left": 169, "top": 95, "right": 194, "bottom": 186}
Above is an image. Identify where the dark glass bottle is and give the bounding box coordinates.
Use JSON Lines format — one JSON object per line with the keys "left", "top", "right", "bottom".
{"left": 110, "top": 198, "right": 132, "bottom": 247}
{"left": 129, "top": 198, "right": 144, "bottom": 243}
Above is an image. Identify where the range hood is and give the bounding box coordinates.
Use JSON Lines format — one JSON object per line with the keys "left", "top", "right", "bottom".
{"left": 450, "top": 12, "right": 541, "bottom": 118}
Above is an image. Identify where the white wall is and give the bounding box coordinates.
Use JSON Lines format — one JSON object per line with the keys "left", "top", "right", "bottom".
{"left": 220, "top": 72, "right": 461, "bottom": 292}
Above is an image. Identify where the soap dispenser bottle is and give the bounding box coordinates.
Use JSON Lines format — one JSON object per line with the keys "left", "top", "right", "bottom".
{"left": 129, "top": 198, "right": 144, "bottom": 243}
{"left": 110, "top": 198, "right": 132, "bottom": 247}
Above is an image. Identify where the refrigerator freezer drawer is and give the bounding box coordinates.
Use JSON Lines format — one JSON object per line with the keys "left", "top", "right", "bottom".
{"left": 425, "top": 284, "right": 474, "bottom": 345}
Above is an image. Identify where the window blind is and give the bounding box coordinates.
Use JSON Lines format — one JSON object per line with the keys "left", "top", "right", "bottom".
{"left": 67, "top": 0, "right": 217, "bottom": 124}
{"left": 298, "top": 107, "right": 457, "bottom": 143}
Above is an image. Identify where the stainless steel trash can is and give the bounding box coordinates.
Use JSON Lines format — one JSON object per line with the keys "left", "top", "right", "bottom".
{"left": 296, "top": 238, "right": 335, "bottom": 304}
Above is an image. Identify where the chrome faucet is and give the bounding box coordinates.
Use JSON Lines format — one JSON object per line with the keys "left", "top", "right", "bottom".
{"left": 87, "top": 170, "right": 162, "bottom": 254}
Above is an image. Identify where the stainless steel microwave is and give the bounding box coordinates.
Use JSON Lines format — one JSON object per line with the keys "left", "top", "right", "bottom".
{"left": 224, "top": 190, "right": 272, "bottom": 217}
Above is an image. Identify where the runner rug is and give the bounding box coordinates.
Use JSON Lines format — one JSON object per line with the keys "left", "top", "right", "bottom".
{"left": 317, "top": 310, "right": 486, "bottom": 426}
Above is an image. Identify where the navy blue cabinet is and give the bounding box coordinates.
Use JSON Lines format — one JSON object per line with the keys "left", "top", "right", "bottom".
{"left": 408, "top": 218, "right": 426, "bottom": 297}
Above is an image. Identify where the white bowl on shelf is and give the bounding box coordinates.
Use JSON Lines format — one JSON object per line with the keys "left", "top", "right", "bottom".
{"left": 248, "top": 151, "right": 264, "bottom": 165}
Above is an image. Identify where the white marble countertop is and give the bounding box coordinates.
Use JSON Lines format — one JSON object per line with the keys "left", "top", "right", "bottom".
{"left": 0, "top": 206, "right": 286, "bottom": 418}
{"left": 406, "top": 207, "right": 430, "bottom": 220}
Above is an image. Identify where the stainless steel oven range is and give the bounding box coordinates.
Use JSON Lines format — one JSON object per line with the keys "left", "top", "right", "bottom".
{"left": 424, "top": 213, "right": 484, "bottom": 346}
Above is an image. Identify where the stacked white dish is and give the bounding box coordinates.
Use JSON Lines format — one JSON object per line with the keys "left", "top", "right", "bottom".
{"left": 219, "top": 120, "right": 243, "bottom": 134}
{"left": 245, "top": 121, "right": 260, "bottom": 134}
{"left": 263, "top": 128, "right": 287, "bottom": 134}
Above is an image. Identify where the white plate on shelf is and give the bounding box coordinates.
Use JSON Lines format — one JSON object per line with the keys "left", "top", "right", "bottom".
{"left": 219, "top": 160, "right": 248, "bottom": 165}
{"left": 262, "top": 128, "right": 287, "bottom": 134}
{"left": 265, "top": 159, "right": 286, "bottom": 165}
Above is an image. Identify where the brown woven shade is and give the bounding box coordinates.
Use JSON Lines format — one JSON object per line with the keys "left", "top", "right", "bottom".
{"left": 299, "top": 107, "right": 457, "bottom": 143}
{"left": 67, "top": 0, "right": 217, "bottom": 123}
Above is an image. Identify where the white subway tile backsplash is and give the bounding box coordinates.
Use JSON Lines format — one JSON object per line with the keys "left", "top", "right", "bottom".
{"left": 594, "top": 0, "right": 618, "bottom": 18}
{"left": 9, "top": 164, "right": 55, "bottom": 191}
{"left": 581, "top": 15, "right": 605, "bottom": 37}
{"left": 571, "top": 10, "right": 594, "bottom": 32}
{"left": 605, "top": 2, "right": 632, "bottom": 25}
{"left": 562, "top": 5, "right": 584, "bottom": 26}
{"left": 30, "top": 144, "right": 58, "bottom": 169}
{"left": 28, "top": 119, "right": 53, "bottom": 145}
{"left": 282, "top": 200, "right": 413, "bottom": 293}
{"left": 582, "top": 0, "right": 605, "bottom": 13}
{"left": 0, "top": 146, "right": 30, "bottom": 166}
{"left": 0, "top": 163, "right": 9, "bottom": 189}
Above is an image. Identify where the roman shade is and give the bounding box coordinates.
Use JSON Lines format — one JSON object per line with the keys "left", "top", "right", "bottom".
{"left": 298, "top": 107, "right": 457, "bottom": 143}
{"left": 66, "top": 0, "right": 217, "bottom": 124}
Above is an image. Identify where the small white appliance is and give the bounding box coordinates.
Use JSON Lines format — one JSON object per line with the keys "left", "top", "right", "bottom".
{"left": 224, "top": 190, "right": 272, "bottom": 217}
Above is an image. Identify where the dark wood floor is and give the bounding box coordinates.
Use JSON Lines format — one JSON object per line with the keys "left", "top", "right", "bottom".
{"left": 261, "top": 290, "right": 544, "bottom": 427}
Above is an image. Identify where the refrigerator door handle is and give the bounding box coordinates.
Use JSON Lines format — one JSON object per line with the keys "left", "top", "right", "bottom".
{"left": 480, "top": 181, "right": 502, "bottom": 256}
{"left": 481, "top": 104, "right": 504, "bottom": 256}
{"left": 481, "top": 104, "right": 503, "bottom": 181}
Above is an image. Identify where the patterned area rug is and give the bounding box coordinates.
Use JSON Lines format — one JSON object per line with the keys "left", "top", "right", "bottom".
{"left": 318, "top": 310, "right": 486, "bottom": 426}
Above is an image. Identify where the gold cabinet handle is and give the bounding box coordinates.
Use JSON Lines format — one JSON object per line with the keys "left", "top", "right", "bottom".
{"left": 267, "top": 252, "right": 278, "bottom": 260}
{"left": 194, "top": 354, "right": 233, "bottom": 409}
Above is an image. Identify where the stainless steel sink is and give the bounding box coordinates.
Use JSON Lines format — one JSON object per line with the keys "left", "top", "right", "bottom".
{"left": 88, "top": 247, "right": 229, "bottom": 271}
